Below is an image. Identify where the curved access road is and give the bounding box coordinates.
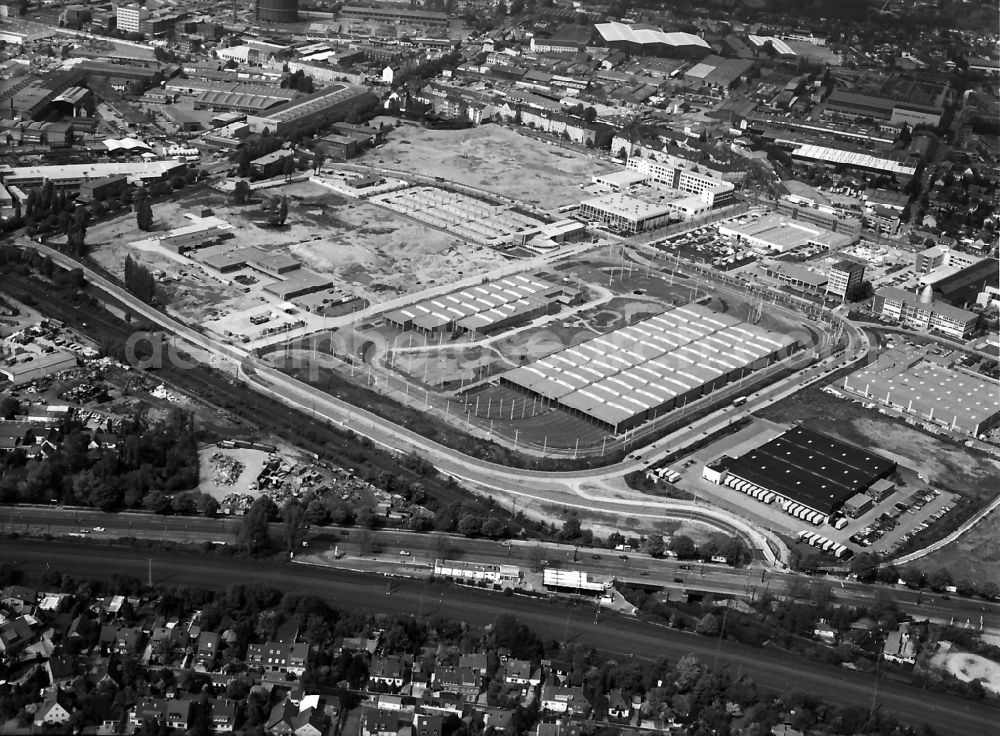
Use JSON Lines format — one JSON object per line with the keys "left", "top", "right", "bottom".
{"left": 2, "top": 539, "right": 995, "bottom": 736}
{"left": 23, "top": 239, "right": 792, "bottom": 562}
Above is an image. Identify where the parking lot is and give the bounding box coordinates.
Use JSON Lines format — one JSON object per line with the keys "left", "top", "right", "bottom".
{"left": 654, "top": 214, "right": 763, "bottom": 270}
{"left": 848, "top": 485, "right": 957, "bottom": 556}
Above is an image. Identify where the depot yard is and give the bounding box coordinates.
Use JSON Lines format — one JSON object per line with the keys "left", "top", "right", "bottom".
{"left": 369, "top": 123, "right": 617, "bottom": 210}
{"left": 197, "top": 446, "right": 270, "bottom": 501}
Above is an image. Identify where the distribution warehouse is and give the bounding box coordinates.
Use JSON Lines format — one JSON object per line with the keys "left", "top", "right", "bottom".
{"left": 702, "top": 425, "right": 896, "bottom": 522}
{"left": 382, "top": 274, "right": 579, "bottom": 337}
{"left": 843, "top": 347, "right": 1000, "bottom": 437}
{"left": 500, "top": 302, "right": 798, "bottom": 434}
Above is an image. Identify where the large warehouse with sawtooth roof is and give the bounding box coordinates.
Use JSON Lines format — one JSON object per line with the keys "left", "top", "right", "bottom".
{"left": 594, "top": 21, "right": 712, "bottom": 58}
{"left": 499, "top": 302, "right": 798, "bottom": 434}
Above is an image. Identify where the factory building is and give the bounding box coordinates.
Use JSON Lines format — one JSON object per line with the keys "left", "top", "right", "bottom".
{"left": 383, "top": 274, "right": 576, "bottom": 337}
{"left": 1, "top": 350, "right": 78, "bottom": 386}
{"left": 872, "top": 286, "right": 979, "bottom": 340}
{"left": 843, "top": 349, "right": 1000, "bottom": 437}
{"left": 339, "top": 5, "right": 449, "bottom": 29}
{"left": 0, "top": 160, "right": 186, "bottom": 190}
{"left": 703, "top": 426, "right": 896, "bottom": 523}
{"left": 245, "top": 83, "right": 376, "bottom": 138}
{"left": 594, "top": 21, "right": 711, "bottom": 58}
{"left": 916, "top": 257, "right": 997, "bottom": 308}
{"left": 500, "top": 303, "right": 798, "bottom": 435}
{"left": 789, "top": 143, "right": 918, "bottom": 179}
{"left": 263, "top": 269, "right": 335, "bottom": 300}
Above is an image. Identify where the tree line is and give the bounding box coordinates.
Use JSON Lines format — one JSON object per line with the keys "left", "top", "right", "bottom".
{"left": 0, "top": 407, "right": 199, "bottom": 511}
{"left": 123, "top": 254, "right": 156, "bottom": 304}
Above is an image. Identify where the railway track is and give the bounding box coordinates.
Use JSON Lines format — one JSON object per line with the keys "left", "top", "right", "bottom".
{"left": 0, "top": 270, "right": 502, "bottom": 516}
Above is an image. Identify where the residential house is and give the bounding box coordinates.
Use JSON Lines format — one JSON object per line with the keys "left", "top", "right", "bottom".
{"left": 33, "top": 691, "right": 73, "bottom": 727}
{"left": 376, "top": 694, "right": 405, "bottom": 711}
{"left": 478, "top": 707, "right": 514, "bottom": 735}
{"left": 360, "top": 709, "right": 400, "bottom": 736}
{"left": 606, "top": 688, "right": 631, "bottom": 720}
{"left": 46, "top": 654, "right": 76, "bottom": 686}
{"left": 291, "top": 707, "right": 328, "bottom": 736}
{"left": 67, "top": 613, "right": 97, "bottom": 644}
{"left": 502, "top": 659, "right": 540, "bottom": 696}
{"left": 337, "top": 635, "right": 378, "bottom": 656}
{"left": 369, "top": 654, "right": 412, "bottom": 690}
{"left": 0, "top": 615, "right": 35, "bottom": 657}
{"left": 458, "top": 653, "right": 489, "bottom": 679}
{"left": 131, "top": 697, "right": 193, "bottom": 730}
{"left": 537, "top": 721, "right": 583, "bottom": 736}
{"left": 432, "top": 666, "right": 481, "bottom": 698}
{"left": 414, "top": 713, "right": 444, "bottom": 736}
{"left": 813, "top": 622, "right": 837, "bottom": 643}
{"left": 883, "top": 625, "right": 918, "bottom": 665}
{"left": 197, "top": 630, "right": 220, "bottom": 669}
{"left": 211, "top": 699, "right": 238, "bottom": 732}
{"left": 1, "top": 585, "right": 37, "bottom": 612}
{"left": 266, "top": 700, "right": 299, "bottom": 734}
{"left": 130, "top": 698, "right": 165, "bottom": 730}
{"left": 114, "top": 626, "right": 143, "bottom": 655}
{"left": 542, "top": 659, "right": 570, "bottom": 685}
{"left": 540, "top": 683, "right": 590, "bottom": 717}
{"left": 247, "top": 641, "right": 310, "bottom": 676}
{"left": 164, "top": 699, "right": 193, "bottom": 730}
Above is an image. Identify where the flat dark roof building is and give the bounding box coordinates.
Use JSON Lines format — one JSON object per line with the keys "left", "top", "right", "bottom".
{"left": 723, "top": 425, "right": 896, "bottom": 516}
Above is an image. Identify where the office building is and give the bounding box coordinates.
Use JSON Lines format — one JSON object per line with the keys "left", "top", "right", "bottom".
{"left": 775, "top": 197, "right": 862, "bottom": 241}
{"left": 872, "top": 286, "right": 979, "bottom": 340}
{"left": 826, "top": 260, "right": 865, "bottom": 301}
{"left": 116, "top": 4, "right": 148, "bottom": 33}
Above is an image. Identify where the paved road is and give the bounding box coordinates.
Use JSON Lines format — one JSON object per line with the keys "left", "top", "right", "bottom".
{"left": 1, "top": 538, "right": 995, "bottom": 736}
{"left": 4, "top": 507, "right": 998, "bottom": 630}
{"left": 20, "top": 240, "right": 789, "bottom": 564}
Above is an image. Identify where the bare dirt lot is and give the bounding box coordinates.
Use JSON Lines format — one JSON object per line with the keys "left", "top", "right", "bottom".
{"left": 85, "top": 183, "right": 509, "bottom": 320}
{"left": 931, "top": 642, "right": 1000, "bottom": 696}
{"left": 370, "top": 124, "right": 616, "bottom": 210}
{"left": 919, "top": 508, "right": 1000, "bottom": 586}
